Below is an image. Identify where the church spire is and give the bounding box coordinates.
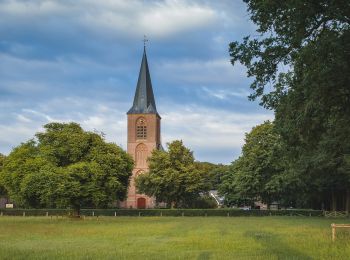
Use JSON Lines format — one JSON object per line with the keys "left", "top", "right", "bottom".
{"left": 127, "top": 46, "right": 158, "bottom": 115}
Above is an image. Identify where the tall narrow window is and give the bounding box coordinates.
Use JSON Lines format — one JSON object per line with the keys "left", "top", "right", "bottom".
{"left": 136, "top": 118, "right": 147, "bottom": 140}
{"left": 135, "top": 144, "right": 147, "bottom": 168}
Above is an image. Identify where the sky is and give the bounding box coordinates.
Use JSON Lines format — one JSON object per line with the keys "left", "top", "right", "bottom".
{"left": 0, "top": 0, "right": 273, "bottom": 164}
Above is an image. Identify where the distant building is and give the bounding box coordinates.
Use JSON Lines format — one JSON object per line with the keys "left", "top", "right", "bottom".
{"left": 119, "top": 47, "right": 162, "bottom": 209}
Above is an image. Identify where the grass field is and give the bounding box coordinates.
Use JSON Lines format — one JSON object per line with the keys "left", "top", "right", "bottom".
{"left": 0, "top": 216, "right": 349, "bottom": 259}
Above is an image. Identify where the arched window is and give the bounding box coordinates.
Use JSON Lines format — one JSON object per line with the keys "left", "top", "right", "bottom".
{"left": 136, "top": 117, "right": 147, "bottom": 140}
{"left": 135, "top": 143, "right": 147, "bottom": 168}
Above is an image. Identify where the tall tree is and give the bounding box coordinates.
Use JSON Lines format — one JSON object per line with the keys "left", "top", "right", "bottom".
{"left": 0, "top": 122, "right": 133, "bottom": 214}
{"left": 219, "top": 121, "right": 292, "bottom": 207}
{"left": 0, "top": 153, "right": 7, "bottom": 196}
{"left": 229, "top": 1, "right": 350, "bottom": 210}
{"left": 135, "top": 140, "right": 209, "bottom": 208}
{"left": 194, "top": 162, "right": 230, "bottom": 190}
{"left": 0, "top": 153, "right": 5, "bottom": 167}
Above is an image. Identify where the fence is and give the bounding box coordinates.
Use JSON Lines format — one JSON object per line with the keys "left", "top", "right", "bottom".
{"left": 0, "top": 208, "right": 327, "bottom": 217}
{"left": 324, "top": 211, "right": 349, "bottom": 218}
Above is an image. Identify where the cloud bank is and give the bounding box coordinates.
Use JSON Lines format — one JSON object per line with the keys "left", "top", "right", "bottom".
{"left": 0, "top": 0, "right": 271, "bottom": 164}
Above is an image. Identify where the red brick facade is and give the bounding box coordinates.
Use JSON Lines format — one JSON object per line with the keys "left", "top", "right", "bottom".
{"left": 119, "top": 114, "right": 161, "bottom": 208}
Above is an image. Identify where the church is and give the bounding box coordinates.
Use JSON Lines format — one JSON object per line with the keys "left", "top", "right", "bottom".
{"left": 119, "top": 47, "right": 162, "bottom": 209}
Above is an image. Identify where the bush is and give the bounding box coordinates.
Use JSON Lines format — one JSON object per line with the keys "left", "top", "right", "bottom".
{"left": 189, "top": 196, "right": 218, "bottom": 209}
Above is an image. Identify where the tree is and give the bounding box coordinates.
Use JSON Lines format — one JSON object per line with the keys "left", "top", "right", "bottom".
{"left": 135, "top": 140, "right": 209, "bottom": 208}
{"left": 219, "top": 121, "right": 293, "bottom": 207}
{"left": 229, "top": 1, "right": 350, "bottom": 210}
{"left": 0, "top": 153, "right": 5, "bottom": 167}
{"left": 194, "top": 161, "right": 230, "bottom": 190}
{"left": 0, "top": 153, "right": 7, "bottom": 196}
{"left": 0, "top": 122, "right": 133, "bottom": 214}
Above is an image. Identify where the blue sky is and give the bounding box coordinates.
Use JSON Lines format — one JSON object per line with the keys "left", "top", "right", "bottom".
{"left": 0, "top": 0, "right": 273, "bottom": 164}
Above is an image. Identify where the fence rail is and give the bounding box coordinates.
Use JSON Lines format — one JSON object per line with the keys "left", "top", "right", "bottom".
{"left": 0, "top": 208, "right": 329, "bottom": 217}
{"left": 324, "top": 211, "right": 349, "bottom": 218}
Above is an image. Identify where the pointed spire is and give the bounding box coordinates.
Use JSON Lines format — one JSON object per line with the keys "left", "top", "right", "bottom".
{"left": 127, "top": 47, "right": 158, "bottom": 115}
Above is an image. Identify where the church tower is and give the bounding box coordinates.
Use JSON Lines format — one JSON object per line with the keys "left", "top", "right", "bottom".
{"left": 123, "top": 47, "right": 161, "bottom": 209}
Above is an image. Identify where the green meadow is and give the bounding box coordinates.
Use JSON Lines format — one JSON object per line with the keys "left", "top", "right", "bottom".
{"left": 0, "top": 216, "right": 349, "bottom": 259}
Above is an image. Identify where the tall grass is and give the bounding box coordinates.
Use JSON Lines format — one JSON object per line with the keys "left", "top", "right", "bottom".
{"left": 0, "top": 217, "right": 349, "bottom": 259}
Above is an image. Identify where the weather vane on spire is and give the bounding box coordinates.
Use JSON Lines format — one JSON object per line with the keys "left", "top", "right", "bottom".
{"left": 143, "top": 35, "right": 148, "bottom": 48}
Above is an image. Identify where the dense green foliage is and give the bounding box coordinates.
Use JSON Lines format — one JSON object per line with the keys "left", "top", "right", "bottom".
{"left": 135, "top": 140, "right": 210, "bottom": 208}
{"left": 0, "top": 122, "right": 133, "bottom": 213}
{"left": 229, "top": 0, "right": 350, "bottom": 210}
{"left": 194, "top": 161, "right": 229, "bottom": 190}
{"left": 0, "top": 153, "right": 5, "bottom": 167}
{"left": 0, "top": 153, "right": 6, "bottom": 196}
{"left": 0, "top": 217, "right": 348, "bottom": 259}
{"left": 220, "top": 122, "right": 292, "bottom": 207}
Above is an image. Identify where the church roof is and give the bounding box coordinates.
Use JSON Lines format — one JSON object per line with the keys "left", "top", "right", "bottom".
{"left": 127, "top": 48, "right": 158, "bottom": 115}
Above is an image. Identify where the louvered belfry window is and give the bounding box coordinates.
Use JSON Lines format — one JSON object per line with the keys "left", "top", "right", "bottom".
{"left": 136, "top": 118, "right": 147, "bottom": 139}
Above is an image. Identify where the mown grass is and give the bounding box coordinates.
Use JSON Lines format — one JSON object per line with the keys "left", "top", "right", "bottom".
{"left": 0, "top": 216, "right": 349, "bottom": 259}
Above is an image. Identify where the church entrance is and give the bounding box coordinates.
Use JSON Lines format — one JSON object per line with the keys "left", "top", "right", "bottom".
{"left": 137, "top": 197, "right": 146, "bottom": 209}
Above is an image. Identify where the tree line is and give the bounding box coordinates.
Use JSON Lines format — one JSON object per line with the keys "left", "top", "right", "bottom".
{"left": 1, "top": 0, "right": 348, "bottom": 212}
{"left": 0, "top": 123, "right": 224, "bottom": 211}
{"left": 225, "top": 0, "right": 350, "bottom": 211}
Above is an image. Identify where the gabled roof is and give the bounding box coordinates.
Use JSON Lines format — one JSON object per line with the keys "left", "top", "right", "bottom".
{"left": 127, "top": 48, "right": 158, "bottom": 115}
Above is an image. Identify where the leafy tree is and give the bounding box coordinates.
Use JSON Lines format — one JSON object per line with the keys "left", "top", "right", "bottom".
{"left": 219, "top": 122, "right": 292, "bottom": 207}
{"left": 189, "top": 195, "right": 218, "bottom": 209}
{"left": 194, "top": 162, "right": 229, "bottom": 190}
{"left": 0, "top": 122, "right": 133, "bottom": 214}
{"left": 135, "top": 140, "right": 209, "bottom": 208}
{"left": 218, "top": 161, "right": 250, "bottom": 207}
{"left": 0, "top": 153, "right": 5, "bottom": 167}
{"left": 0, "top": 153, "right": 7, "bottom": 196}
{"left": 229, "top": 1, "right": 350, "bottom": 210}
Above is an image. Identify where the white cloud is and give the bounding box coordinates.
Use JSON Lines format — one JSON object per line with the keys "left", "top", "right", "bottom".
{"left": 22, "top": 109, "right": 56, "bottom": 122}
{"left": 0, "top": 97, "right": 273, "bottom": 164}
{"left": 155, "top": 58, "right": 247, "bottom": 86}
{"left": 0, "top": 0, "right": 217, "bottom": 38}
{"left": 161, "top": 104, "right": 273, "bottom": 155}
{"left": 16, "top": 114, "right": 32, "bottom": 123}
{"left": 201, "top": 86, "right": 249, "bottom": 100}
{"left": 0, "top": 123, "right": 42, "bottom": 154}
{"left": 0, "top": 53, "right": 119, "bottom": 80}
{"left": 0, "top": 97, "right": 129, "bottom": 153}
{"left": 137, "top": 0, "right": 216, "bottom": 37}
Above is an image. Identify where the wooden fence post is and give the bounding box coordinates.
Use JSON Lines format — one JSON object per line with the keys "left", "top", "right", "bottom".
{"left": 332, "top": 224, "right": 336, "bottom": 241}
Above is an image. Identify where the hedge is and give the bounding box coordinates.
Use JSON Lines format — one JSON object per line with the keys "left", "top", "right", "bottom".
{"left": 0, "top": 208, "right": 325, "bottom": 217}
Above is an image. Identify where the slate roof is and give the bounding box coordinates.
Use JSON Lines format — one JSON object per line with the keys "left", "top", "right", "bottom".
{"left": 127, "top": 48, "right": 158, "bottom": 115}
